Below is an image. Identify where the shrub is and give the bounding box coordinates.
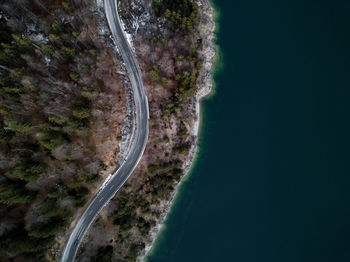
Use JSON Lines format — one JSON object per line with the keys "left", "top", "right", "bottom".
{"left": 49, "top": 33, "right": 60, "bottom": 42}
{"left": 158, "top": 135, "right": 170, "bottom": 144}
{"left": 28, "top": 219, "right": 66, "bottom": 238}
{"left": 161, "top": 77, "right": 169, "bottom": 86}
{"left": 69, "top": 72, "right": 80, "bottom": 83}
{"left": 67, "top": 119, "right": 83, "bottom": 129}
{"left": 39, "top": 136, "right": 64, "bottom": 150}
{"left": 34, "top": 198, "right": 56, "bottom": 211}
{"left": 161, "top": 38, "right": 167, "bottom": 46}
{"left": 47, "top": 188, "right": 60, "bottom": 198}
{"left": 0, "top": 129, "right": 15, "bottom": 142}
{"left": 174, "top": 144, "right": 191, "bottom": 155}
{"left": 149, "top": 66, "right": 160, "bottom": 81}
{"left": 11, "top": 34, "right": 32, "bottom": 52}
{"left": 8, "top": 161, "right": 47, "bottom": 182}
{"left": 72, "top": 187, "right": 89, "bottom": 207}
{"left": 43, "top": 206, "right": 65, "bottom": 218}
{"left": 0, "top": 180, "right": 37, "bottom": 204}
{"left": 0, "top": 105, "right": 12, "bottom": 115}
{"left": 51, "top": 21, "right": 64, "bottom": 34}
{"left": 82, "top": 174, "right": 99, "bottom": 185}
{"left": 1, "top": 85, "right": 22, "bottom": 95}
{"left": 0, "top": 230, "right": 54, "bottom": 257}
{"left": 65, "top": 152, "right": 77, "bottom": 163}
{"left": 93, "top": 246, "right": 113, "bottom": 262}
{"left": 72, "top": 107, "right": 90, "bottom": 119}
{"left": 81, "top": 89, "right": 93, "bottom": 100}
{"left": 67, "top": 180, "right": 83, "bottom": 189}
{"left": 75, "top": 126, "right": 91, "bottom": 137}
{"left": 0, "top": 53, "right": 10, "bottom": 63}
{"left": 14, "top": 69, "right": 27, "bottom": 78}
{"left": 147, "top": 164, "right": 158, "bottom": 174}
{"left": 42, "top": 44, "right": 55, "bottom": 57}
{"left": 4, "top": 120, "right": 33, "bottom": 132}
{"left": 62, "top": 1, "right": 75, "bottom": 12}
{"left": 64, "top": 48, "right": 76, "bottom": 60}
{"left": 176, "top": 55, "right": 184, "bottom": 61}
{"left": 39, "top": 123, "right": 62, "bottom": 132}
{"left": 89, "top": 49, "right": 97, "bottom": 57}
{"left": 48, "top": 115, "right": 69, "bottom": 125}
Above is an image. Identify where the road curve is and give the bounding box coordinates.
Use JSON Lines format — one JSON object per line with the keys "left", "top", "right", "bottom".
{"left": 60, "top": 0, "right": 149, "bottom": 261}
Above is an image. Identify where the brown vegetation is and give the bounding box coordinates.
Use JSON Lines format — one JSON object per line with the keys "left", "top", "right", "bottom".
{"left": 75, "top": 0, "right": 208, "bottom": 261}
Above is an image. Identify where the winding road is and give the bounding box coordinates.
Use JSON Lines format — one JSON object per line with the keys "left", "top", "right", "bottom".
{"left": 60, "top": 0, "right": 149, "bottom": 261}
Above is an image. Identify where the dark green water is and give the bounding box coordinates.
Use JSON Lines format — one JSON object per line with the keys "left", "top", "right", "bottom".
{"left": 146, "top": 0, "right": 350, "bottom": 261}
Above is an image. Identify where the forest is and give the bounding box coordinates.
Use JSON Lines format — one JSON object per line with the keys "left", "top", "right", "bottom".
{"left": 0, "top": 0, "right": 121, "bottom": 260}
{"left": 0, "top": 0, "right": 206, "bottom": 260}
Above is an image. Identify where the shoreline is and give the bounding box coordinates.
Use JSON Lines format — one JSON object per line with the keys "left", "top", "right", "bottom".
{"left": 137, "top": 0, "right": 219, "bottom": 260}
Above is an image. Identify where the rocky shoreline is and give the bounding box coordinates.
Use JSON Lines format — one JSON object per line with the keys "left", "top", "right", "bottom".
{"left": 137, "top": 0, "right": 217, "bottom": 260}
{"left": 82, "top": 0, "right": 218, "bottom": 260}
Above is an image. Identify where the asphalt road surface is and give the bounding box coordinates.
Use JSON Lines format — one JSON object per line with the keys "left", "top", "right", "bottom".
{"left": 60, "top": 0, "right": 149, "bottom": 261}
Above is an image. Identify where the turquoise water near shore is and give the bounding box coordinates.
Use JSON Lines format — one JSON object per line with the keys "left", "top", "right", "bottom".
{"left": 146, "top": 0, "right": 350, "bottom": 261}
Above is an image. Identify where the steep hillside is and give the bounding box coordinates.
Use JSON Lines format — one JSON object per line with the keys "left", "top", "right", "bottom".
{"left": 0, "top": 0, "right": 128, "bottom": 260}
{"left": 75, "top": 0, "right": 216, "bottom": 261}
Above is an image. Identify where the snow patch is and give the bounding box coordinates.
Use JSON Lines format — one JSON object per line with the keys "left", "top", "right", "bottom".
{"left": 100, "top": 174, "right": 112, "bottom": 191}
{"left": 96, "top": 0, "right": 104, "bottom": 8}
{"left": 26, "top": 23, "right": 36, "bottom": 34}
{"left": 118, "top": 14, "right": 135, "bottom": 52}
{"left": 44, "top": 56, "right": 51, "bottom": 66}
{"left": 35, "top": 33, "right": 49, "bottom": 44}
